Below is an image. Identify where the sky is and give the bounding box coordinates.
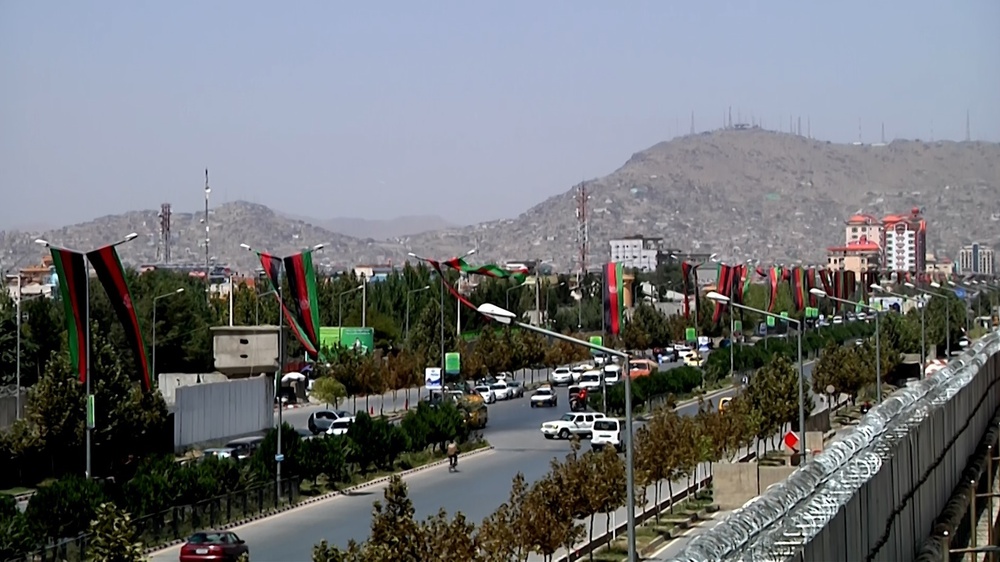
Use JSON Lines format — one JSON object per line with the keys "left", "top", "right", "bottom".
{"left": 2, "top": 0, "right": 998, "bottom": 230}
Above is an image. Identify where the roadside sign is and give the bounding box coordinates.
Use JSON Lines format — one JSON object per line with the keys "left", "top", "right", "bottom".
{"left": 783, "top": 431, "right": 800, "bottom": 452}
{"left": 275, "top": 454, "right": 285, "bottom": 462}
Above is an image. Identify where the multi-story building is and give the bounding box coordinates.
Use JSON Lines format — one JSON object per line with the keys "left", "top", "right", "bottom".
{"left": 608, "top": 236, "right": 669, "bottom": 271}
{"left": 959, "top": 243, "right": 995, "bottom": 276}
{"left": 826, "top": 237, "right": 881, "bottom": 276}
{"left": 882, "top": 208, "right": 927, "bottom": 274}
{"left": 845, "top": 213, "right": 883, "bottom": 246}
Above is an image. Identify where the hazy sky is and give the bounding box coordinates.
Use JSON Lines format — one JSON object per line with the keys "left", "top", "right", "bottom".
{"left": 2, "top": 1, "right": 998, "bottom": 230}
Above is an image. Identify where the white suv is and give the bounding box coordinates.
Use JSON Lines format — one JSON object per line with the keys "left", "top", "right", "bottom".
{"left": 541, "top": 411, "right": 606, "bottom": 440}
{"left": 550, "top": 367, "right": 573, "bottom": 386}
{"left": 591, "top": 418, "right": 623, "bottom": 452}
{"left": 578, "top": 370, "right": 603, "bottom": 391}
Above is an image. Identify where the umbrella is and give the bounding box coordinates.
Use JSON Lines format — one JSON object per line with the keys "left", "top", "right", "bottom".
{"left": 281, "top": 372, "right": 307, "bottom": 384}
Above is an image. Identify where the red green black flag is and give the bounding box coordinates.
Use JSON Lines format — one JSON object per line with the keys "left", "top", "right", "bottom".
{"left": 603, "top": 262, "right": 624, "bottom": 335}
{"left": 86, "top": 246, "right": 152, "bottom": 391}
{"left": 50, "top": 248, "right": 89, "bottom": 383}
{"left": 283, "top": 252, "right": 321, "bottom": 354}
{"left": 257, "top": 252, "right": 319, "bottom": 356}
{"left": 712, "top": 263, "right": 736, "bottom": 324}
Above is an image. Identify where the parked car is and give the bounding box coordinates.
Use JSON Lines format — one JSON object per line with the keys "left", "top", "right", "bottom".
{"left": 179, "top": 530, "right": 249, "bottom": 561}
{"left": 490, "top": 380, "right": 512, "bottom": 400}
{"left": 591, "top": 418, "right": 623, "bottom": 452}
{"left": 530, "top": 386, "right": 558, "bottom": 408}
{"left": 550, "top": 367, "right": 573, "bottom": 386}
{"left": 475, "top": 385, "right": 497, "bottom": 404}
{"left": 507, "top": 380, "right": 525, "bottom": 398}
{"left": 307, "top": 410, "right": 352, "bottom": 434}
{"left": 540, "top": 411, "right": 605, "bottom": 440}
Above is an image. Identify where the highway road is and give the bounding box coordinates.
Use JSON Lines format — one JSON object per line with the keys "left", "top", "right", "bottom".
{"left": 152, "top": 362, "right": 813, "bottom": 562}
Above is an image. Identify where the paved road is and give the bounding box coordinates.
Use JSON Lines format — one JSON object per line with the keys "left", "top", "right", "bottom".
{"left": 152, "top": 364, "right": 812, "bottom": 562}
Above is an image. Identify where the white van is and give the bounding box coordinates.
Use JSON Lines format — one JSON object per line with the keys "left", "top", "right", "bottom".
{"left": 591, "top": 418, "right": 623, "bottom": 452}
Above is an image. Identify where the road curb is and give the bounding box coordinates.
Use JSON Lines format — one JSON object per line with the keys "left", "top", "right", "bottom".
{"left": 143, "top": 445, "right": 494, "bottom": 555}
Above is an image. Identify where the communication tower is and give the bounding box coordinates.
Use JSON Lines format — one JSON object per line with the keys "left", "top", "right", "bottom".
{"left": 575, "top": 182, "right": 589, "bottom": 279}
{"left": 158, "top": 203, "right": 172, "bottom": 263}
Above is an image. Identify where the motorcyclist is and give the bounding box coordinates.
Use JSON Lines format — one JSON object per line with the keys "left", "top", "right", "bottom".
{"left": 578, "top": 387, "right": 588, "bottom": 408}
{"left": 447, "top": 440, "right": 459, "bottom": 469}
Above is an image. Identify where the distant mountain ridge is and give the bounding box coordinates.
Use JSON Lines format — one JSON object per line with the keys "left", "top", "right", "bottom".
{"left": 283, "top": 213, "right": 458, "bottom": 240}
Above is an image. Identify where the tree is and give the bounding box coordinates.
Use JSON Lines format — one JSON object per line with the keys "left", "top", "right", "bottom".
{"left": 25, "top": 474, "right": 106, "bottom": 541}
{"left": 744, "top": 355, "right": 813, "bottom": 444}
{"left": 87, "top": 502, "right": 145, "bottom": 562}
{"left": 312, "top": 377, "right": 347, "bottom": 408}
{"left": 479, "top": 473, "right": 530, "bottom": 562}
{"left": 591, "top": 447, "right": 626, "bottom": 549}
{"left": 521, "top": 469, "right": 582, "bottom": 561}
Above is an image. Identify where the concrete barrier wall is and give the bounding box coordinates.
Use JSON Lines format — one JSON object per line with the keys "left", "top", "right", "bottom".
{"left": 158, "top": 372, "right": 230, "bottom": 405}
{"left": 797, "top": 341, "right": 1000, "bottom": 562}
{"left": 173, "top": 376, "right": 274, "bottom": 450}
{"left": 0, "top": 392, "right": 27, "bottom": 429}
{"left": 714, "top": 462, "right": 795, "bottom": 510}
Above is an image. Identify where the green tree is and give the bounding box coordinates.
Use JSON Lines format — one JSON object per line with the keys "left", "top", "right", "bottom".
{"left": 591, "top": 446, "right": 626, "bottom": 549}
{"left": 87, "top": 502, "right": 145, "bottom": 562}
{"left": 479, "top": 473, "right": 531, "bottom": 562}
{"left": 25, "top": 474, "right": 106, "bottom": 541}
{"left": 312, "top": 377, "right": 347, "bottom": 408}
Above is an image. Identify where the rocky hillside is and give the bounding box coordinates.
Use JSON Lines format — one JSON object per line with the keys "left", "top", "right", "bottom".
{"left": 402, "top": 129, "right": 1000, "bottom": 268}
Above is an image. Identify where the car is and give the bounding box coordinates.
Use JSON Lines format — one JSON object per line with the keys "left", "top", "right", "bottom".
{"left": 540, "top": 411, "right": 606, "bottom": 440}
{"left": 202, "top": 447, "right": 237, "bottom": 460}
{"left": 307, "top": 410, "right": 352, "bottom": 434}
{"left": 223, "top": 436, "right": 264, "bottom": 460}
{"left": 530, "top": 386, "right": 558, "bottom": 408}
{"left": 602, "top": 365, "right": 622, "bottom": 385}
{"left": 490, "top": 381, "right": 512, "bottom": 400}
{"left": 550, "top": 367, "right": 573, "bottom": 386}
{"left": 570, "top": 364, "right": 594, "bottom": 382}
{"left": 475, "top": 385, "right": 496, "bottom": 404}
{"left": 591, "top": 418, "right": 623, "bottom": 452}
{"left": 578, "top": 370, "right": 603, "bottom": 391}
{"left": 325, "top": 417, "right": 354, "bottom": 436}
{"left": 507, "top": 380, "right": 525, "bottom": 398}
{"left": 179, "top": 530, "right": 249, "bottom": 561}
{"left": 683, "top": 354, "right": 706, "bottom": 368}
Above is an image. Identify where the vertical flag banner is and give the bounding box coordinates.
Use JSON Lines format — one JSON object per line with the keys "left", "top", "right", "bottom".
{"left": 806, "top": 268, "right": 819, "bottom": 307}
{"left": 603, "top": 262, "right": 624, "bottom": 335}
{"left": 712, "top": 263, "right": 735, "bottom": 324}
{"left": 681, "top": 261, "right": 693, "bottom": 319}
{"left": 257, "top": 252, "right": 319, "bottom": 356}
{"left": 767, "top": 266, "right": 782, "bottom": 312}
{"left": 788, "top": 267, "right": 806, "bottom": 311}
{"left": 283, "top": 252, "right": 322, "bottom": 354}
{"left": 50, "top": 249, "right": 89, "bottom": 383}
{"left": 87, "top": 246, "right": 152, "bottom": 391}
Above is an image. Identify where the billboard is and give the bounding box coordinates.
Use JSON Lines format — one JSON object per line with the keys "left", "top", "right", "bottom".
{"left": 445, "top": 352, "right": 461, "bottom": 375}
{"left": 318, "top": 327, "right": 375, "bottom": 355}
{"left": 425, "top": 367, "right": 442, "bottom": 390}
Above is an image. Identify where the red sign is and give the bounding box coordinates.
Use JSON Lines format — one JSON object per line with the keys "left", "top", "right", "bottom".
{"left": 783, "top": 431, "right": 800, "bottom": 452}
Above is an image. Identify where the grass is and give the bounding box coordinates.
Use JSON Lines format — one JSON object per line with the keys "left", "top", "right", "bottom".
{"left": 588, "top": 488, "right": 717, "bottom": 561}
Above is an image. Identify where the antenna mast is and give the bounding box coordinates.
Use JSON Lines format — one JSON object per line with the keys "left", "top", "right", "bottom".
{"left": 575, "top": 182, "right": 589, "bottom": 280}
{"left": 966, "top": 110, "right": 971, "bottom": 141}
{"left": 689, "top": 111, "right": 695, "bottom": 135}
{"left": 204, "top": 169, "right": 211, "bottom": 290}
{"left": 158, "top": 203, "right": 172, "bottom": 263}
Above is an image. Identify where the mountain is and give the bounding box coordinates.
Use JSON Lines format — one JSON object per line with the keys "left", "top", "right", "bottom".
{"left": 284, "top": 214, "right": 458, "bottom": 240}
{"left": 402, "top": 129, "right": 1000, "bottom": 269}
{"left": 0, "top": 201, "right": 407, "bottom": 273}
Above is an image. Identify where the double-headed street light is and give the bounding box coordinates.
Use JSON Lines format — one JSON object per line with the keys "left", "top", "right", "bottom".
{"left": 151, "top": 288, "right": 185, "bottom": 382}
{"left": 544, "top": 281, "right": 566, "bottom": 327}
{"left": 475, "top": 302, "right": 639, "bottom": 562}
{"left": 240, "top": 242, "right": 324, "bottom": 500}
{"left": 947, "top": 279, "right": 976, "bottom": 332}
{"left": 707, "top": 291, "right": 808, "bottom": 463}
{"left": 505, "top": 281, "right": 529, "bottom": 311}
{"left": 339, "top": 285, "right": 364, "bottom": 328}
{"left": 872, "top": 283, "right": 926, "bottom": 366}
{"left": 811, "top": 288, "right": 883, "bottom": 403}
{"left": 36, "top": 232, "right": 139, "bottom": 479}
{"left": 405, "top": 285, "right": 431, "bottom": 342}
{"left": 906, "top": 281, "right": 953, "bottom": 359}
{"left": 408, "top": 249, "right": 476, "bottom": 390}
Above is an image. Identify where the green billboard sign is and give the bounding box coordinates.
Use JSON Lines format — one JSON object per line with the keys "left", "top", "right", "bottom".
{"left": 733, "top": 320, "right": 743, "bottom": 332}
{"left": 318, "top": 326, "right": 375, "bottom": 355}
{"left": 445, "top": 352, "right": 461, "bottom": 375}
{"left": 766, "top": 316, "right": 775, "bottom": 327}
{"left": 685, "top": 327, "right": 697, "bottom": 342}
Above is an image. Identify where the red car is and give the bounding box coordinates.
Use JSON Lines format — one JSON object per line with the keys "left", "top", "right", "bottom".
{"left": 179, "top": 531, "right": 249, "bottom": 561}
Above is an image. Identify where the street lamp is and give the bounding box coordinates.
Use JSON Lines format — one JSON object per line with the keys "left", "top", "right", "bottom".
{"left": 240, "top": 241, "right": 324, "bottom": 500}
{"left": 405, "top": 285, "right": 431, "bottom": 342}
{"left": 36, "top": 232, "right": 139, "bottom": 479}
{"left": 6, "top": 272, "right": 43, "bottom": 420}
{"left": 475, "top": 302, "right": 639, "bottom": 562}
{"left": 408, "top": 249, "right": 476, "bottom": 390}
{"left": 151, "top": 288, "right": 185, "bottom": 382}
{"left": 544, "top": 281, "right": 566, "bottom": 327}
{"left": 907, "top": 282, "right": 952, "bottom": 359}
{"left": 872, "top": 283, "right": 926, "bottom": 366}
{"left": 707, "top": 290, "right": 807, "bottom": 462}
{"left": 811, "top": 288, "right": 883, "bottom": 403}
{"left": 339, "top": 285, "right": 364, "bottom": 327}
{"left": 948, "top": 279, "right": 976, "bottom": 332}
{"left": 506, "top": 281, "right": 529, "bottom": 311}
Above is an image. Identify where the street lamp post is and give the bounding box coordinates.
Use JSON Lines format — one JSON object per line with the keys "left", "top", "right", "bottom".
{"left": 408, "top": 249, "right": 476, "bottom": 390}
{"left": 474, "top": 302, "right": 639, "bottom": 562}
{"left": 873, "top": 284, "right": 926, "bottom": 366}
{"left": 152, "top": 288, "right": 186, "bottom": 382}
{"left": 405, "top": 285, "right": 431, "bottom": 342}
{"left": 6, "top": 273, "right": 43, "bottom": 420}
{"left": 506, "top": 282, "right": 528, "bottom": 311}
{"left": 339, "top": 285, "right": 363, "bottom": 327}
{"left": 240, "top": 242, "right": 324, "bottom": 500}
{"left": 544, "top": 281, "right": 566, "bottom": 327}
{"left": 907, "top": 282, "right": 952, "bottom": 359}
{"left": 707, "top": 291, "right": 807, "bottom": 462}
{"left": 36, "top": 233, "right": 139, "bottom": 479}
{"left": 811, "top": 288, "right": 882, "bottom": 403}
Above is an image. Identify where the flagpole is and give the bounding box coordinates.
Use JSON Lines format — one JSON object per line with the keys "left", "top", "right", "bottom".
{"left": 85, "top": 263, "right": 92, "bottom": 480}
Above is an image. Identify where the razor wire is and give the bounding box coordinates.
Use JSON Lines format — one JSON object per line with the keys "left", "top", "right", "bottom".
{"left": 668, "top": 331, "right": 1000, "bottom": 562}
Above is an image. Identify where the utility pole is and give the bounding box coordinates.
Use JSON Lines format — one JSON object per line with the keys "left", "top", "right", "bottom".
{"left": 204, "top": 169, "right": 211, "bottom": 300}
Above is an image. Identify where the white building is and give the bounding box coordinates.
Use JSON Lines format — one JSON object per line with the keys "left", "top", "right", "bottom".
{"left": 959, "top": 243, "right": 995, "bottom": 275}
{"left": 608, "top": 236, "right": 665, "bottom": 271}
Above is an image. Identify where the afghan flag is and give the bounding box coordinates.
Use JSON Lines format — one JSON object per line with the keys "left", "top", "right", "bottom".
{"left": 441, "top": 258, "right": 528, "bottom": 284}
{"left": 283, "top": 252, "right": 322, "bottom": 354}
{"left": 712, "top": 263, "right": 736, "bottom": 324}
{"left": 50, "top": 248, "right": 89, "bottom": 383}
{"left": 767, "top": 266, "right": 782, "bottom": 312}
{"left": 681, "top": 262, "right": 693, "bottom": 319}
{"left": 603, "top": 262, "right": 624, "bottom": 335}
{"left": 788, "top": 267, "right": 806, "bottom": 311}
{"left": 257, "top": 252, "right": 319, "bottom": 356}
{"left": 806, "top": 268, "right": 819, "bottom": 307}
{"left": 87, "top": 246, "right": 152, "bottom": 391}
